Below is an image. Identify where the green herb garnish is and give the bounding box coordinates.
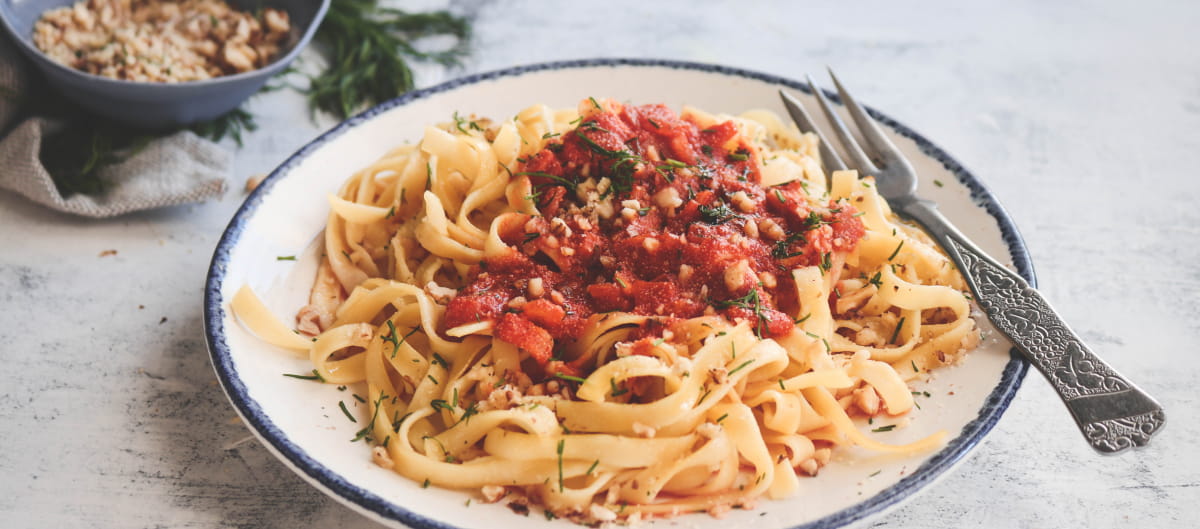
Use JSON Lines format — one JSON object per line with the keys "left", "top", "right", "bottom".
{"left": 556, "top": 439, "right": 566, "bottom": 492}
{"left": 698, "top": 202, "right": 737, "bottom": 224}
{"left": 431, "top": 352, "right": 449, "bottom": 368}
{"left": 868, "top": 271, "right": 883, "bottom": 288}
{"left": 351, "top": 391, "right": 387, "bottom": 442}
{"left": 381, "top": 320, "right": 419, "bottom": 358}
{"left": 282, "top": 369, "right": 325, "bottom": 382}
{"left": 515, "top": 171, "right": 577, "bottom": 190}
{"left": 338, "top": 401, "right": 357, "bottom": 423}
{"left": 609, "top": 378, "right": 628, "bottom": 397}
{"left": 553, "top": 373, "right": 587, "bottom": 384}
{"left": 714, "top": 288, "right": 767, "bottom": 338}
{"left": 727, "top": 359, "right": 755, "bottom": 377}
{"left": 772, "top": 232, "right": 807, "bottom": 259}
{"left": 889, "top": 316, "right": 907, "bottom": 344}
{"left": 189, "top": 107, "right": 258, "bottom": 145}
{"left": 307, "top": 1, "right": 470, "bottom": 119}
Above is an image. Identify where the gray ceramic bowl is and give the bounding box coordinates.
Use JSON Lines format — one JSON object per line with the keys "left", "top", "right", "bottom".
{"left": 0, "top": 0, "right": 328, "bottom": 129}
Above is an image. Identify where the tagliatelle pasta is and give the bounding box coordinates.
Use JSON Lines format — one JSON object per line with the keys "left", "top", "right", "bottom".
{"left": 232, "top": 99, "right": 979, "bottom": 523}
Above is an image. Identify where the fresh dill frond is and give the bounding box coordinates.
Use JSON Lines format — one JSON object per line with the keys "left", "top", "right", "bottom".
{"left": 34, "top": 105, "right": 255, "bottom": 197}
{"left": 309, "top": 1, "right": 471, "bottom": 119}
{"left": 189, "top": 108, "right": 258, "bottom": 146}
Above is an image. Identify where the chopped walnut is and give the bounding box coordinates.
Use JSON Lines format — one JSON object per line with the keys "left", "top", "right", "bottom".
{"left": 527, "top": 277, "right": 544, "bottom": 298}
{"left": 371, "top": 446, "right": 394, "bottom": 470}
{"left": 588, "top": 504, "right": 618, "bottom": 522}
{"left": 707, "top": 503, "right": 732, "bottom": 519}
{"left": 813, "top": 447, "right": 832, "bottom": 465}
{"left": 759, "top": 219, "right": 786, "bottom": 241}
{"left": 679, "top": 264, "right": 694, "bottom": 283}
{"left": 481, "top": 485, "right": 508, "bottom": 503}
{"left": 730, "top": 191, "right": 756, "bottom": 212}
{"left": 244, "top": 173, "right": 266, "bottom": 193}
{"left": 424, "top": 281, "right": 457, "bottom": 304}
{"left": 742, "top": 218, "right": 759, "bottom": 238}
{"left": 33, "top": 0, "right": 291, "bottom": 82}
{"left": 654, "top": 187, "right": 683, "bottom": 209}
{"left": 759, "top": 271, "right": 777, "bottom": 289}
{"left": 723, "top": 259, "right": 755, "bottom": 292}
{"left": 549, "top": 217, "right": 573, "bottom": 238}
{"left": 484, "top": 385, "right": 522, "bottom": 411}
{"left": 799, "top": 458, "right": 819, "bottom": 476}
{"left": 854, "top": 386, "right": 881, "bottom": 416}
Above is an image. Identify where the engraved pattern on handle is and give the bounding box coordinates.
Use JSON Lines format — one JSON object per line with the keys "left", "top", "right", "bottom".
{"left": 898, "top": 199, "right": 1164, "bottom": 454}
{"left": 943, "top": 236, "right": 1165, "bottom": 453}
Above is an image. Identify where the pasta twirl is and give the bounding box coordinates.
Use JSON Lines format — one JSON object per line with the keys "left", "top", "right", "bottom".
{"left": 232, "top": 99, "right": 980, "bottom": 523}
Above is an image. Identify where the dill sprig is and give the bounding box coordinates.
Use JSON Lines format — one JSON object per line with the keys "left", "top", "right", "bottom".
{"left": 36, "top": 109, "right": 256, "bottom": 197}
{"left": 188, "top": 108, "right": 258, "bottom": 145}
{"left": 39, "top": 122, "right": 152, "bottom": 197}
{"left": 698, "top": 202, "right": 738, "bottom": 225}
{"left": 309, "top": 1, "right": 470, "bottom": 119}
{"left": 713, "top": 288, "right": 767, "bottom": 338}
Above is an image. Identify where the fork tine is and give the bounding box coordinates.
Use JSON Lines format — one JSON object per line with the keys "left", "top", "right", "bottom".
{"left": 826, "top": 68, "right": 908, "bottom": 169}
{"left": 778, "top": 89, "right": 847, "bottom": 173}
{"left": 805, "top": 74, "right": 880, "bottom": 176}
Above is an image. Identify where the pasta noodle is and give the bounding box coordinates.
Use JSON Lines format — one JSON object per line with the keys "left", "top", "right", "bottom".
{"left": 232, "top": 99, "right": 980, "bottom": 522}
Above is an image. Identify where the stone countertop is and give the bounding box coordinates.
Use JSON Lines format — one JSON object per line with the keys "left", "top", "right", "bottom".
{"left": 1, "top": 1, "right": 1196, "bottom": 527}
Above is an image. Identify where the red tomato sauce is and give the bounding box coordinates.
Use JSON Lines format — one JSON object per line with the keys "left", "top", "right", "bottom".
{"left": 444, "top": 102, "right": 864, "bottom": 377}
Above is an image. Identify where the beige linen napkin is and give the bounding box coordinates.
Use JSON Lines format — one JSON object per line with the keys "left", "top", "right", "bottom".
{"left": 0, "top": 35, "right": 229, "bottom": 218}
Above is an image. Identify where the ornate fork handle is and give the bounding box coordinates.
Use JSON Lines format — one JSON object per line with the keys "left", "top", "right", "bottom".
{"left": 899, "top": 198, "right": 1165, "bottom": 454}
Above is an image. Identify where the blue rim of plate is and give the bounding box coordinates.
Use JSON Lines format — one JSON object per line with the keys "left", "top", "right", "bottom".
{"left": 204, "top": 58, "right": 1034, "bottom": 529}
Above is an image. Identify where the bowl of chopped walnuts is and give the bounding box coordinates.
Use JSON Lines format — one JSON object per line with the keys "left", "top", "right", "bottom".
{"left": 0, "top": 0, "right": 329, "bottom": 128}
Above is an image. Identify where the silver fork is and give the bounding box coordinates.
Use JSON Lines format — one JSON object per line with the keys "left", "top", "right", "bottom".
{"left": 780, "top": 70, "right": 1165, "bottom": 454}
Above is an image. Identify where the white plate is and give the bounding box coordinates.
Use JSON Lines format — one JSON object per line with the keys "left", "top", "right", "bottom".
{"left": 204, "top": 59, "right": 1033, "bottom": 529}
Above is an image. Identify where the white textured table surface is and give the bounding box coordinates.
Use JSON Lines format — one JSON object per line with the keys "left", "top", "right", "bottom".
{"left": 1, "top": 1, "right": 1197, "bottom": 528}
